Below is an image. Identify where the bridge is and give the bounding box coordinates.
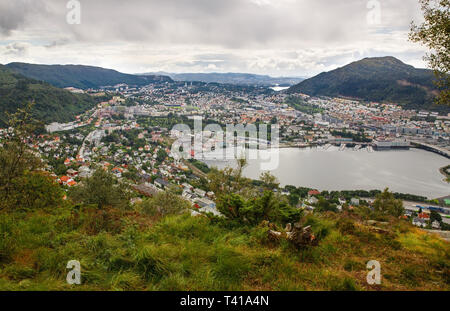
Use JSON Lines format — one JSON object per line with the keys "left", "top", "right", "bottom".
{"left": 410, "top": 140, "right": 450, "bottom": 159}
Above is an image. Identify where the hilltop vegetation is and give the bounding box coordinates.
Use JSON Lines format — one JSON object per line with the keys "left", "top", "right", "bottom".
{"left": 0, "top": 193, "right": 449, "bottom": 290}
{"left": 5, "top": 63, "right": 173, "bottom": 90}
{"left": 0, "top": 66, "right": 103, "bottom": 127}
{"left": 288, "top": 57, "right": 449, "bottom": 113}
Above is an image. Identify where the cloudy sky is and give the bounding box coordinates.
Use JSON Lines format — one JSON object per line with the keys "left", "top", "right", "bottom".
{"left": 0, "top": 0, "right": 429, "bottom": 77}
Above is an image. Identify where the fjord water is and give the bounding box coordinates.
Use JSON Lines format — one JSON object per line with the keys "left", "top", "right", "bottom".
{"left": 204, "top": 147, "right": 450, "bottom": 199}
{"left": 269, "top": 86, "right": 290, "bottom": 91}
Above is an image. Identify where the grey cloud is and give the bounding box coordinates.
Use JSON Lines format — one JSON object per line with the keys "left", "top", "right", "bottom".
{"left": 0, "top": 0, "right": 427, "bottom": 76}
{"left": 5, "top": 42, "right": 28, "bottom": 56}
{"left": 45, "top": 38, "right": 70, "bottom": 48}
{"left": 0, "top": 0, "right": 48, "bottom": 36}
{"left": 0, "top": 2, "right": 28, "bottom": 35}
{"left": 3, "top": 0, "right": 421, "bottom": 47}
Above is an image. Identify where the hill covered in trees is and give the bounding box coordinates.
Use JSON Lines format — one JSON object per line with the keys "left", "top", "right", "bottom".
{"left": 5, "top": 63, "right": 173, "bottom": 90}
{"left": 0, "top": 65, "right": 101, "bottom": 126}
{"left": 288, "top": 57, "right": 448, "bottom": 113}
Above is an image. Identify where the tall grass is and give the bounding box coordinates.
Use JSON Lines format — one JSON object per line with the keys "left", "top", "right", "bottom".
{"left": 0, "top": 207, "right": 448, "bottom": 291}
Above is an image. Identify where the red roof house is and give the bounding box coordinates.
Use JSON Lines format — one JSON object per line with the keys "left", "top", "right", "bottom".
{"left": 308, "top": 190, "right": 321, "bottom": 196}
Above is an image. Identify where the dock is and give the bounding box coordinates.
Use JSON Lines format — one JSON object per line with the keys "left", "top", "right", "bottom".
{"left": 410, "top": 140, "right": 450, "bottom": 159}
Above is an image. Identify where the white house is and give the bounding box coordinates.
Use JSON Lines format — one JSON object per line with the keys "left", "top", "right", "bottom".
{"left": 307, "top": 196, "right": 319, "bottom": 205}
{"left": 412, "top": 217, "right": 427, "bottom": 228}
{"left": 350, "top": 198, "right": 360, "bottom": 206}
{"left": 432, "top": 221, "right": 441, "bottom": 229}
{"left": 194, "top": 188, "right": 206, "bottom": 197}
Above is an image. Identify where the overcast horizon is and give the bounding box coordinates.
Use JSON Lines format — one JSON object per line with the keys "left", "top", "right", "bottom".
{"left": 0, "top": 0, "right": 430, "bottom": 77}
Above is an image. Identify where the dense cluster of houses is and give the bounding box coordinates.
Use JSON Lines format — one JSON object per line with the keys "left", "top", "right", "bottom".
{"left": 409, "top": 211, "right": 442, "bottom": 229}
{"left": 2, "top": 81, "right": 449, "bottom": 223}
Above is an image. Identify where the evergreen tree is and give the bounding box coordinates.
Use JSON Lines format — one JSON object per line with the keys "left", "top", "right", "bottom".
{"left": 373, "top": 188, "right": 405, "bottom": 217}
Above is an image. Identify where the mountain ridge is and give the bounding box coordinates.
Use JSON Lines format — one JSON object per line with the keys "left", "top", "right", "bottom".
{"left": 142, "top": 72, "right": 305, "bottom": 86}
{"left": 0, "top": 65, "right": 103, "bottom": 126}
{"left": 288, "top": 56, "right": 447, "bottom": 112}
{"left": 5, "top": 62, "right": 173, "bottom": 90}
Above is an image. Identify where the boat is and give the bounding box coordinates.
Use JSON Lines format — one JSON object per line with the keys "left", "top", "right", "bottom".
{"left": 373, "top": 140, "right": 410, "bottom": 150}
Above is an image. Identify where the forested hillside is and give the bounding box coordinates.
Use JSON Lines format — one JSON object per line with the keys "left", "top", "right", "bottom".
{"left": 288, "top": 57, "right": 448, "bottom": 113}
{"left": 6, "top": 63, "right": 173, "bottom": 89}
{"left": 0, "top": 65, "right": 100, "bottom": 126}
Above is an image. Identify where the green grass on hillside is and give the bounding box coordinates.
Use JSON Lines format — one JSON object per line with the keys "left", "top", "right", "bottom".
{"left": 0, "top": 206, "right": 448, "bottom": 291}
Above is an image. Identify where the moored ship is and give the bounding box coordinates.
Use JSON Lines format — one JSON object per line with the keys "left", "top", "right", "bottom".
{"left": 373, "top": 139, "right": 410, "bottom": 150}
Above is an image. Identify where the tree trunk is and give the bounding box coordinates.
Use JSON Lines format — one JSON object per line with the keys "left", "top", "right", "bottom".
{"left": 268, "top": 222, "right": 318, "bottom": 247}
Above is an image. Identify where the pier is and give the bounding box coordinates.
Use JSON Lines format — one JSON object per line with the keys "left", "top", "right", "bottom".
{"left": 410, "top": 140, "right": 450, "bottom": 159}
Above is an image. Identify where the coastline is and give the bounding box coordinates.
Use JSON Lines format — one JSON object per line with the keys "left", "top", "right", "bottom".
{"left": 439, "top": 165, "right": 450, "bottom": 182}
{"left": 278, "top": 144, "right": 450, "bottom": 185}
{"left": 204, "top": 146, "right": 449, "bottom": 199}
{"left": 278, "top": 143, "right": 450, "bottom": 160}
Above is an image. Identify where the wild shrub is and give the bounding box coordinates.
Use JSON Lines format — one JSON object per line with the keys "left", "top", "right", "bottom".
{"left": 140, "top": 191, "right": 190, "bottom": 216}
{"left": 110, "top": 271, "right": 144, "bottom": 290}
{"left": 69, "top": 168, "right": 130, "bottom": 209}
{"left": 444, "top": 268, "right": 450, "bottom": 285}
{"left": 217, "top": 191, "right": 302, "bottom": 226}
{"left": 156, "top": 273, "right": 189, "bottom": 291}
{"left": 212, "top": 246, "right": 252, "bottom": 287}
{"left": 2, "top": 264, "right": 36, "bottom": 281}
{"left": 336, "top": 217, "right": 356, "bottom": 235}
{"left": 7, "top": 172, "right": 63, "bottom": 211}
{"left": 54, "top": 208, "right": 82, "bottom": 232}
{"left": 133, "top": 245, "right": 170, "bottom": 281}
{"left": 392, "top": 220, "right": 412, "bottom": 234}
{"left": 329, "top": 277, "right": 358, "bottom": 291}
{"left": 0, "top": 104, "right": 49, "bottom": 212}
{"left": 353, "top": 206, "right": 373, "bottom": 219}
{"left": 157, "top": 214, "right": 219, "bottom": 243}
{"left": 314, "top": 197, "right": 339, "bottom": 213}
{"left": 254, "top": 252, "right": 281, "bottom": 267}
{"left": 373, "top": 188, "right": 405, "bottom": 217}
{"left": 80, "top": 206, "right": 123, "bottom": 235}
{"left": 380, "top": 235, "right": 402, "bottom": 250}
{"left": 33, "top": 247, "right": 66, "bottom": 276}
{"left": 0, "top": 213, "right": 16, "bottom": 263}
{"left": 354, "top": 228, "right": 377, "bottom": 244}
{"left": 249, "top": 223, "right": 271, "bottom": 246}
{"left": 303, "top": 215, "right": 331, "bottom": 241}
{"left": 84, "top": 232, "right": 119, "bottom": 266}
{"left": 108, "top": 255, "right": 135, "bottom": 272}
{"left": 299, "top": 247, "right": 321, "bottom": 263}
{"left": 400, "top": 266, "right": 421, "bottom": 286}
{"left": 343, "top": 259, "right": 365, "bottom": 272}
